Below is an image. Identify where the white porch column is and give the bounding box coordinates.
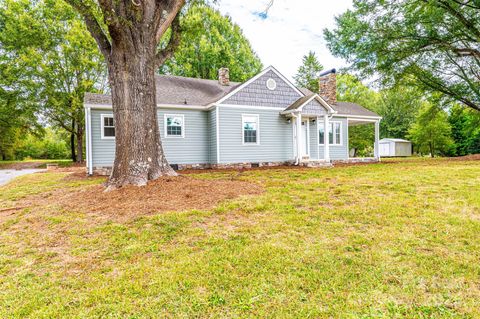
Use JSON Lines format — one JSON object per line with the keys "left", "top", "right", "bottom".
{"left": 296, "top": 113, "right": 302, "bottom": 162}
{"left": 323, "top": 114, "right": 330, "bottom": 162}
{"left": 374, "top": 119, "right": 380, "bottom": 160}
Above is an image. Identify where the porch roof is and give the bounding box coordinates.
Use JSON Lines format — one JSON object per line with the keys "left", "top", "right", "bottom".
{"left": 297, "top": 88, "right": 381, "bottom": 118}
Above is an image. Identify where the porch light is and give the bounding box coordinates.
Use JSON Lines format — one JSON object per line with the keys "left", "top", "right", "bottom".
{"left": 286, "top": 118, "right": 291, "bottom": 124}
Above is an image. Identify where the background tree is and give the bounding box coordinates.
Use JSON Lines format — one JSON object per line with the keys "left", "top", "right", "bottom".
{"left": 0, "top": 91, "right": 39, "bottom": 160}
{"left": 377, "top": 85, "right": 421, "bottom": 139}
{"left": 63, "top": 0, "right": 195, "bottom": 189}
{"left": 408, "top": 103, "right": 454, "bottom": 157}
{"left": 325, "top": 0, "right": 480, "bottom": 112}
{"left": 294, "top": 51, "right": 324, "bottom": 93}
{"left": 336, "top": 74, "right": 379, "bottom": 156}
{"left": 449, "top": 104, "right": 480, "bottom": 156}
{"left": 160, "top": 4, "right": 262, "bottom": 82}
{"left": 0, "top": 0, "right": 107, "bottom": 162}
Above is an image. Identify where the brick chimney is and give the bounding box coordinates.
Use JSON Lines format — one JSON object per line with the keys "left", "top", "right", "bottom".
{"left": 319, "top": 68, "right": 337, "bottom": 104}
{"left": 218, "top": 67, "right": 230, "bottom": 86}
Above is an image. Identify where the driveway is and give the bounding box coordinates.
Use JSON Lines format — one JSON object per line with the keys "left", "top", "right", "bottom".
{"left": 0, "top": 169, "right": 46, "bottom": 186}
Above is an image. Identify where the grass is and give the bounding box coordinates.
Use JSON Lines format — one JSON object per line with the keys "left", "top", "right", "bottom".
{"left": 0, "top": 159, "right": 479, "bottom": 318}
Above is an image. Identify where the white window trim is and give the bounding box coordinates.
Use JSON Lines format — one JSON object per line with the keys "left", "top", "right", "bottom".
{"left": 100, "top": 114, "right": 115, "bottom": 140}
{"left": 164, "top": 114, "right": 185, "bottom": 138}
{"left": 242, "top": 114, "right": 260, "bottom": 145}
{"left": 318, "top": 121, "right": 343, "bottom": 146}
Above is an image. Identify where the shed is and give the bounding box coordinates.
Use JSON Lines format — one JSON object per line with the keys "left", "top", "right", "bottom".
{"left": 379, "top": 138, "right": 412, "bottom": 157}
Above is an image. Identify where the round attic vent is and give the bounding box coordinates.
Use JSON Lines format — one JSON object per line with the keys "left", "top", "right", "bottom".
{"left": 266, "top": 78, "right": 277, "bottom": 90}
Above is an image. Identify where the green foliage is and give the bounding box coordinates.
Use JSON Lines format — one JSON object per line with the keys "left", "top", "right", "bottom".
{"left": 336, "top": 74, "right": 379, "bottom": 156}
{"left": 324, "top": 0, "right": 480, "bottom": 112}
{"left": 0, "top": 0, "right": 107, "bottom": 161}
{"left": 408, "top": 104, "right": 454, "bottom": 157}
{"left": 377, "top": 85, "right": 421, "bottom": 139}
{"left": 159, "top": 5, "right": 262, "bottom": 82}
{"left": 449, "top": 104, "right": 480, "bottom": 156}
{"left": 15, "top": 129, "right": 70, "bottom": 160}
{"left": 293, "top": 51, "right": 324, "bottom": 93}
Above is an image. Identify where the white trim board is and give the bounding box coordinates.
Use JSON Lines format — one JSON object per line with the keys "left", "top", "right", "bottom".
{"left": 241, "top": 114, "right": 260, "bottom": 145}
{"left": 100, "top": 114, "right": 115, "bottom": 140}
{"left": 318, "top": 120, "right": 343, "bottom": 146}
{"left": 85, "top": 103, "right": 207, "bottom": 110}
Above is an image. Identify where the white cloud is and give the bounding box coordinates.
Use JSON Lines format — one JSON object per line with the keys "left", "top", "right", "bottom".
{"left": 215, "top": 0, "right": 353, "bottom": 81}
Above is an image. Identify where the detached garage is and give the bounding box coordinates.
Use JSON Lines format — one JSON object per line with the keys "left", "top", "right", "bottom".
{"left": 379, "top": 138, "right": 412, "bottom": 157}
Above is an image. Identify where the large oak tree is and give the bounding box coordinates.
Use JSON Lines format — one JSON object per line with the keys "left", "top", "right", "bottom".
{"left": 65, "top": 0, "right": 189, "bottom": 189}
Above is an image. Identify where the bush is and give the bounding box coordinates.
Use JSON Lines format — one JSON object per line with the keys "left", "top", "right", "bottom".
{"left": 15, "top": 129, "right": 69, "bottom": 160}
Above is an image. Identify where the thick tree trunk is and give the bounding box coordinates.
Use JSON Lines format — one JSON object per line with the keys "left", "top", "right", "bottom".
{"left": 70, "top": 119, "right": 76, "bottom": 162}
{"left": 76, "top": 124, "right": 83, "bottom": 163}
{"left": 106, "top": 42, "right": 176, "bottom": 190}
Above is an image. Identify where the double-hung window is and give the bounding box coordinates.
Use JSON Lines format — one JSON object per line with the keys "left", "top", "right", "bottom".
{"left": 164, "top": 114, "right": 185, "bottom": 138}
{"left": 319, "top": 121, "right": 342, "bottom": 145}
{"left": 242, "top": 114, "right": 259, "bottom": 144}
{"left": 101, "top": 114, "right": 115, "bottom": 139}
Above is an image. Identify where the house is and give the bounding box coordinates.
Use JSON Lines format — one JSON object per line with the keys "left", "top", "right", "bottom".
{"left": 379, "top": 138, "right": 412, "bottom": 157}
{"left": 84, "top": 66, "right": 382, "bottom": 175}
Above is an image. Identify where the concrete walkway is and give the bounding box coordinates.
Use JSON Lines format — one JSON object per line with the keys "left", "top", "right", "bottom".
{"left": 0, "top": 169, "right": 45, "bottom": 186}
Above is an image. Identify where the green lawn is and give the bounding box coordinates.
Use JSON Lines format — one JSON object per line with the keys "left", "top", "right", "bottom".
{"left": 0, "top": 159, "right": 479, "bottom": 318}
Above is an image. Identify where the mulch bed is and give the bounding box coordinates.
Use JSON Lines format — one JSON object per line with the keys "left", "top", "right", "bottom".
{"left": 58, "top": 175, "right": 263, "bottom": 217}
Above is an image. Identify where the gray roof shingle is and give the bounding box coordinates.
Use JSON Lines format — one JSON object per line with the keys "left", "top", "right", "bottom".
{"left": 332, "top": 102, "right": 380, "bottom": 117}
{"left": 283, "top": 94, "right": 316, "bottom": 112}
{"left": 84, "top": 73, "right": 381, "bottom": 118}
{"left": 84, "top": 74, "right": 240, "bottom": 106}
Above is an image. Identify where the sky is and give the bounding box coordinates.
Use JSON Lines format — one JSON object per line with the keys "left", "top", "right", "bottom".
{"left": 215, "top": 0, "right": 353, "bottom": 81}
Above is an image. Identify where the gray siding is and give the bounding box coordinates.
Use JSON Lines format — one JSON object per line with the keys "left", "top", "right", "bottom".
{"left": 303, "top": 99, "right": 327, "bottom": 116}
{"left": 218, "top": 107, "right": 294, "bottom": 163}
{"left": 91, "top": 110, "right": 115, "bottom": 167}
{"left": 317, "top": 117, "right": 349, "bottom": 160}
{"left": 329, "top": 117, "right": 349, "bottom": 160}
{"left": 208, "top": 109, "right": 217, "bottom": 163}
{"left": 222, "top": 70, "right": 301, "bottom": 108}
{"left": 158, "top": 109, "right": 209, "bottom": 164}
{"left": 90, "top": 108, "right": 210, "bottom": 167}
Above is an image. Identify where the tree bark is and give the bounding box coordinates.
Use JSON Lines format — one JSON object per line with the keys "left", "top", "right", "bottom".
{"left": 64, "top": 0, "right": 185, "bottom": 190}
{"left": 106, "top": 41, "right": 176, "bottom": 190}
{"left": 70, "top": 119, "right": 76, "bottom": 162}
{"left": 76, "top": 123, "right": 83, "bottom": 163}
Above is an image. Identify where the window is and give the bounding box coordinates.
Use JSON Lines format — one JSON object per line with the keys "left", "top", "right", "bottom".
{"left": 319, "top": 121, "right": 342, "bottom": 145}
{"left": 164, "top": 114, "right": 184, "bottom": 138}
{"left": 242, "top": 114, "right": 259, "bottom": 144}
{"left": 101, "top": 114, "right": 115, "bottom": 139}
{"left": 266, "top": 78, "right": 277, "bottom": 90}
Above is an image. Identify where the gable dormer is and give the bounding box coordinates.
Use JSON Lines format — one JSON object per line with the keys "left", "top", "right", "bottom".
{"left": 217, "top": 67, "right": 303, "bottom": 108}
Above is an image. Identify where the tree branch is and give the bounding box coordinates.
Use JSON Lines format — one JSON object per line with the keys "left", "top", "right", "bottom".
{"left": 155, "top": 13, "right": 182, "bottom": 67}
{"left": 154, "top": 0, "right": 185, "bottom": 44}
{"left": 64, "top": 0, "right": 112, "bottom": 59}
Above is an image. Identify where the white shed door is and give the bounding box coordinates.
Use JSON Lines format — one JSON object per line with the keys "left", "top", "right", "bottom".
{"left": 379, "top": 143, "right": 390, "bottom": 156}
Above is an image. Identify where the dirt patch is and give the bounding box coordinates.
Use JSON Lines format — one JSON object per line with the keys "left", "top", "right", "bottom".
{"left": 453, "top": 154, "right": 480, "bottom": 161}
{"left": 0, "top": 161, "right": 45, "bottom": 170}
{"left": 56, "top": 175, "right": 262, "bottom": 217}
